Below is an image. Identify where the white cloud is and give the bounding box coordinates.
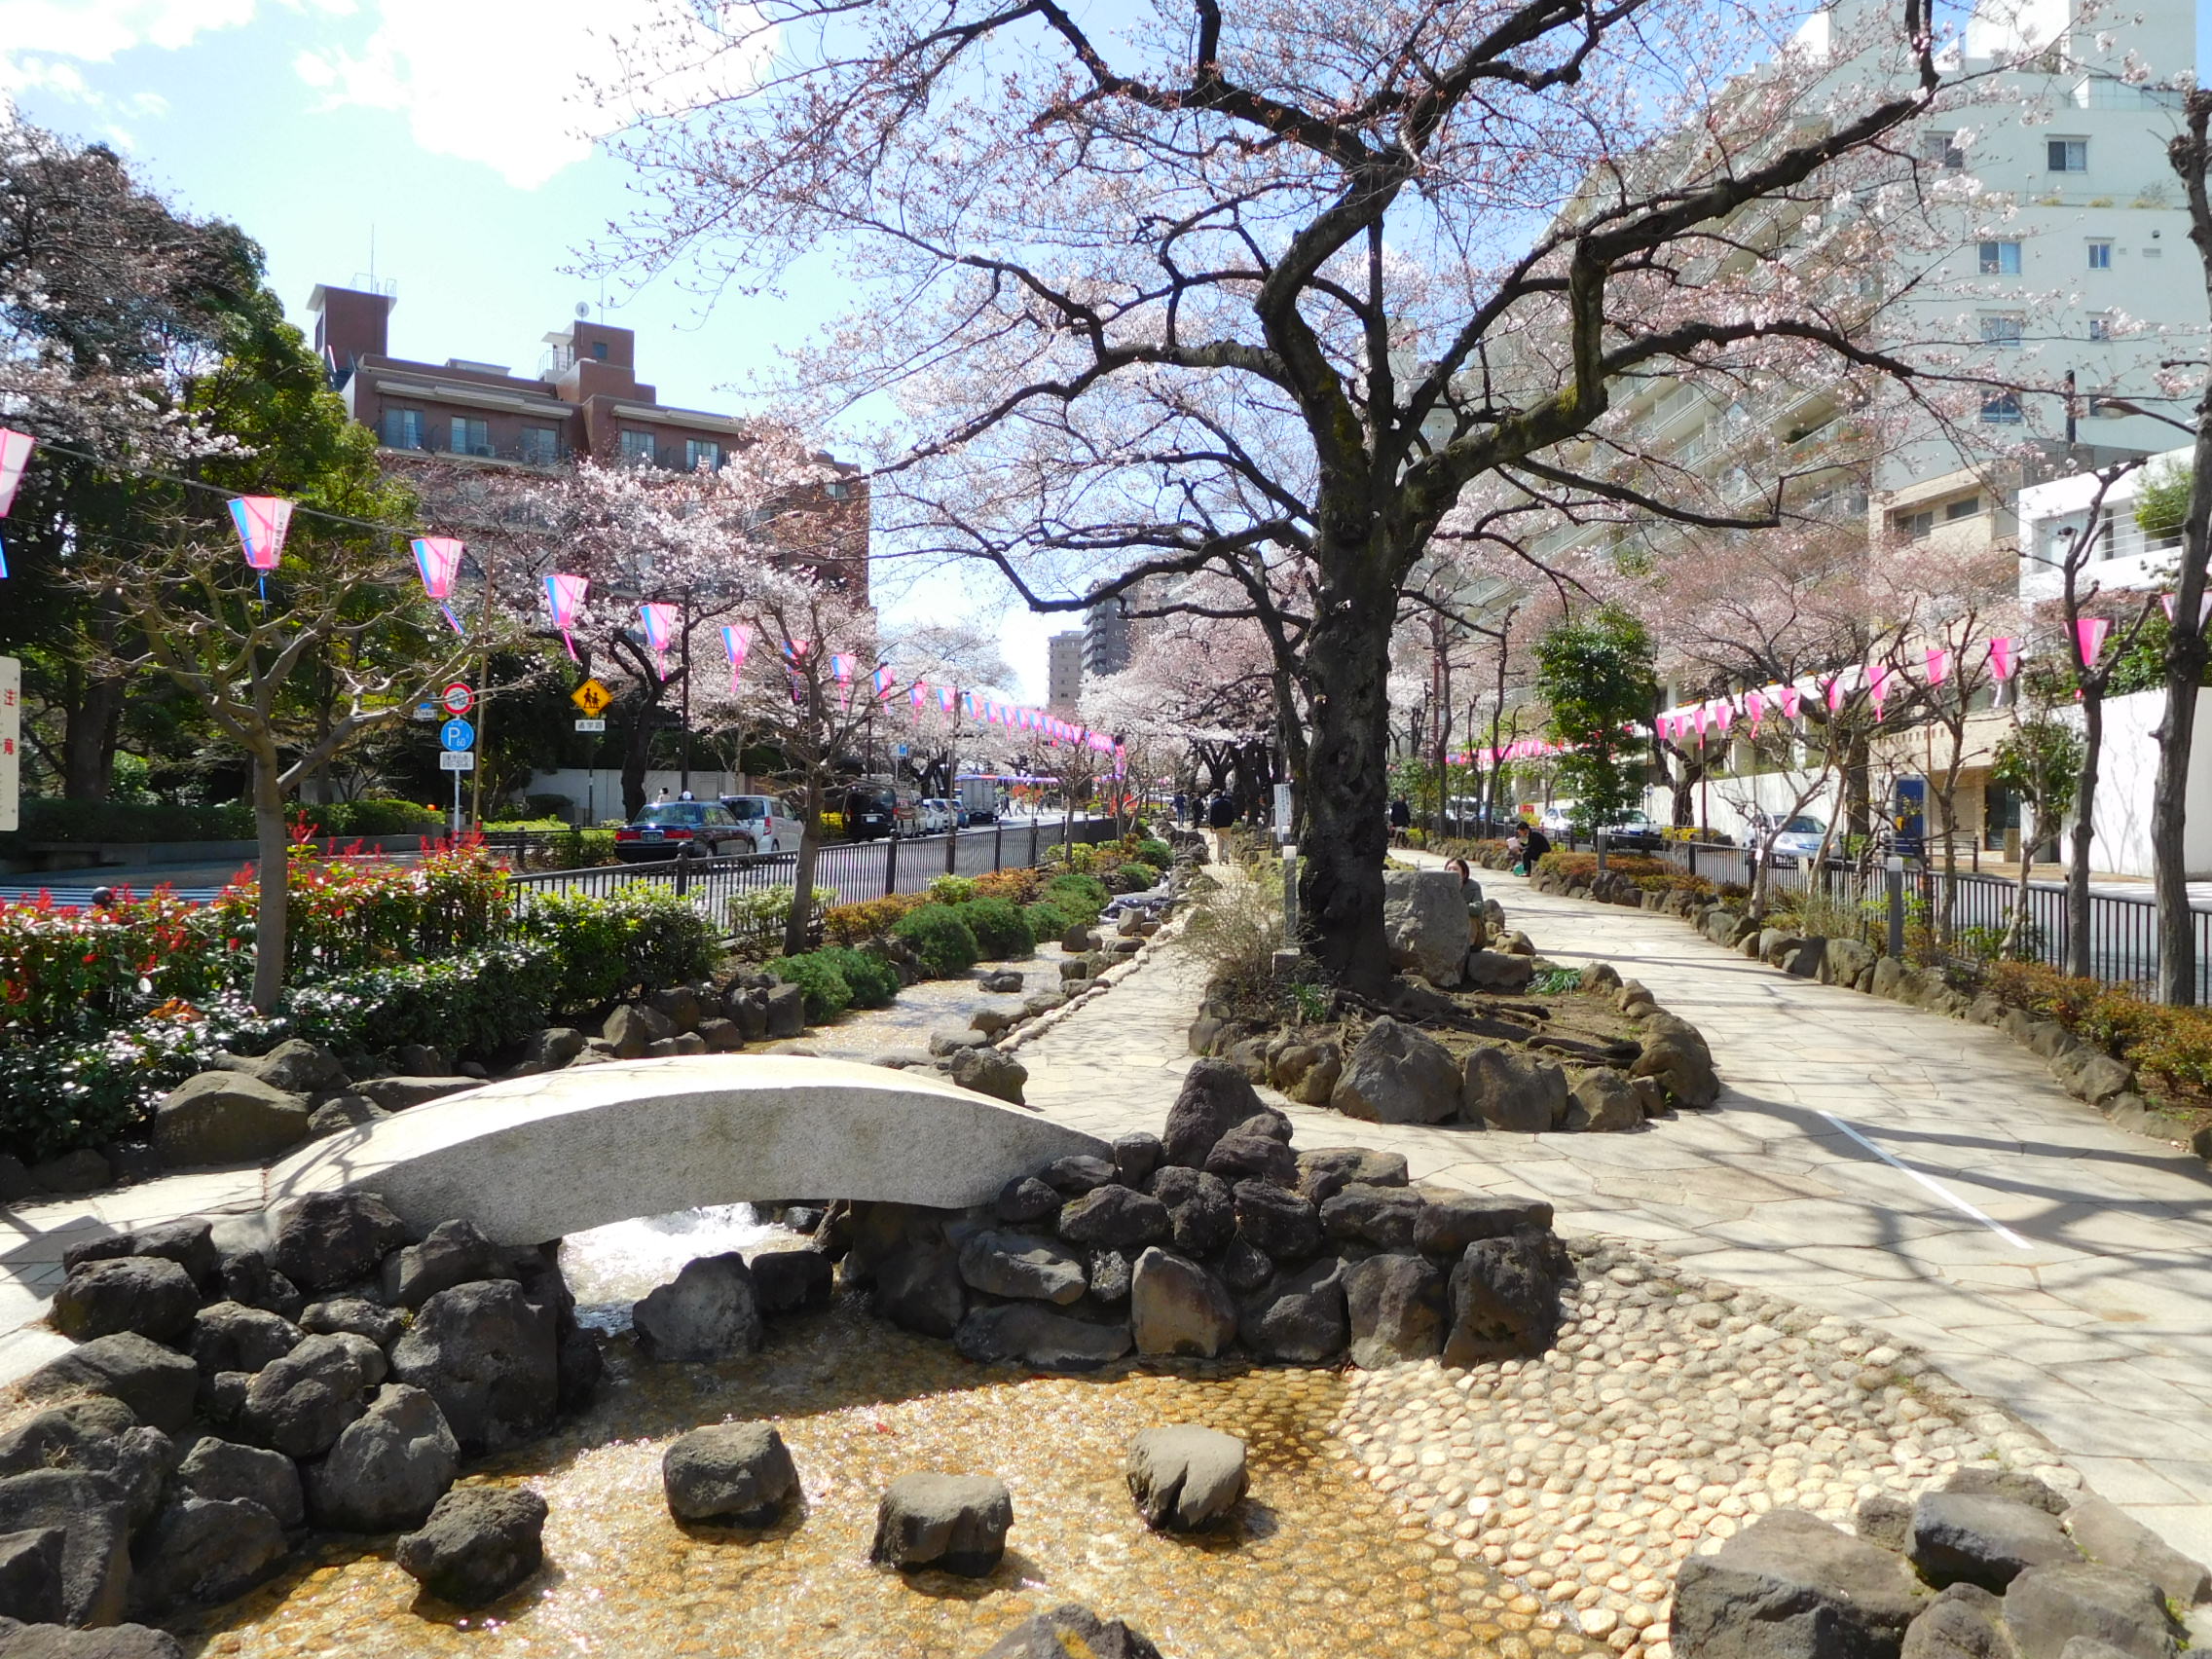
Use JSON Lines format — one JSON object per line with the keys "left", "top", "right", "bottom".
{"left": 0, "top": 0, "right": 259, "bottom": 63}
{"left": 292, "top": 0, "right": 765, "bottom": 190}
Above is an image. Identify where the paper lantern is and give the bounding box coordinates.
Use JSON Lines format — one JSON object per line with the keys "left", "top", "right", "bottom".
{"left": 1781, "top": 686, "right": 1802, "bottom": 720}
{"left": 1746, "top": 690, "right": 1765, "bottom": 733}
{"left": 1989, "top": 637, "right": 2015, "bottom": 682}
{"left": 0, "top": 426, "right": 35, "bottom": 579}
{"left": 872, "top": 664, "right": 895, "bottom": 702}
{"left": 544, "top": 573, "right": 589, "bottom": 661}
{"left": 640, "top": 603, "right": 680, "bottom": 676}
{"left": 2075, "top": 616, "right": 2111, "bottom": 668}
{"left": 1926, "top": 647, "right": 1950, "bottom": 687}
{"left": 722, "top": 623, "right": 753, "bottom": 694}
{"left": 412, "top": 537, "right": 465, "bottom": 632}
{"left": 1867, "top": 663, "right": 1889, "bottom": 717}
{"left": 1714, "top": 700, "right": 1734, "bottom": 734}
{"left": 1825, "top": 675, "right": 1845, "bottom": 715}
{"left": 2159, "top": 593, "right": 2212, "bottom": 627}
{"left": 228, "top": 496, "right": 294, "bottom": 598}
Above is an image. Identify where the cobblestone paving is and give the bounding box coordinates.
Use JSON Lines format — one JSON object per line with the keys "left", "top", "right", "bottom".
{"left": 1016, "top": 864, "right": 2212, "bottom": 1568}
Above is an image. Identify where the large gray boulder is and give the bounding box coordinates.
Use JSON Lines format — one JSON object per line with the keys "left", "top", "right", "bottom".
{"left": 632, "top": 1252, "right": 764, "bottom": 1362}
{"left": 1296, "top": 1147, "right": 1410, "bottom": 1205}
{"left": 231, "top": 1334, "right": 380, "bottom": 1459}
{"left": 1125, "top": 1425, "right": 1247, "bottom": 1531}
{"left": 1634, "top": 1013, "right": 1722, "bottom": 1107}
{"left": 1461, "top": 1048, "right": 1568, "bottom": 1131}
{"left": 953, "top": 1304, "right": 1132, "bottom": 1372}
{"left": 2003, "top": 1563, "right": 2180, "bottom": 1659}
{"left": 1160, "top": 1060, "right": 1263, "bottom": 1167}
{"left": 63, "top": 1220, "right": 217, "bottom": 1291}
{"left": 1318, "top": 1183, "right": 1425, "bottom": 1250}
{"left": 1911, "top": 1492, "right": 2081, "bottom": 1592}
{"left": 1414, "top": 1193, "right": 1555, "bottom": 1254}
{"left": 125, "top": 1494, "right": 287, "bottom": 1617}
{"left": 979, "top": 1604, "right": 1164, "bottom": 1659}
{"left": 1901, "top": 1582, "right": 2013, "bottom": 1659}
{"left": 1383, "top": 867, "right": 1472, "bottom": 986}
{"left": 1344, "top": 1253, "right": 1447, "bottom": 1368}
{"left": 173, "top": 1436, "right": 303, "bottom": 1531}
{"left": 0, "top": 1469, "right": 132, "bottom": 1627}
{"left": 1056, "top": 1185, "right": 1172, "bottom": 1251}
{"left": 1202, "top": 1131, "right": 1299, "bottom": 1189}
{"left": 2062, "top": 1499, "right": 2210, "bottom": 1606}
{"left": 1330, "top": 1017, "right": 1461, "bottom": 1124}
{"left": 0, "top": 1527, "right": 63, "bottom": 1626}
{"left": 1237, "top": 1257, "right": 1348, "bottom": 1363}
{"left": 153, "top": 1072, "right": 310, "bottom": 1168}
{"left": 0, "top": 1401, "right": 167, "bottom": 1525}
{"left": 1672, "top": 1507, "right": 1926, "bottom": 1659}
{"left": 870, "top": 1473, "right": 1013, "bottom": 1577}
{"left": 249, "top": 1039, "right": 349, "bottom": 1095}
{"left": 48, "top": 1258, "right": 201, "bottom": 1345}
{"left": 663, "top": 1423, "right": 798, "bottom": 1527}
{"left": 305, "top": 1384, "right": 460, "bottom": 1533}
{"left": 1566, "top": 1067, "right": 1645, "bottom": 1132}
{"left": 1147, "top": 1166, "right": 1235, "bottom": 1257}
{"left": 19, "top": 1335, "right": 198, "bottom": 1435}
{"left": 394, "top": 1487, "right": 548, "bottom": 1609}
{"left": 379, "top": 1219, "right": 509, "bottom": 1309}
{"left": 1128, "top": 1248, "right": 1237, "bottom": 1359}
{"left": 1463, "top": 950, "right": 1536, "bottom": 992}
{"left": 957, "top": 1232, "right": 1087, "bottom": 1306}
{"left": 268, "top": 1191, "right": 409, "bottom": 1293}
{"left": 389, "top": 1279, "right": 560, "bottom": 1456}
{"left": 1442, "top": 1230, "right": 1570, "bottom": 1365}
{"left": 185, "top": 1302, "right": 304, "bottom": 1378}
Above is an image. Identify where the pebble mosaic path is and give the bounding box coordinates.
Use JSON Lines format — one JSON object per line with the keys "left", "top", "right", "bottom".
{"left": 1016, "top": 859, "right": 2212, "bottom": 1569}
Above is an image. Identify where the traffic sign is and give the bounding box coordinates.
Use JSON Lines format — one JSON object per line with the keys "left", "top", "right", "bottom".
{"left": 439, "top": 719, "right": 475, "bottom": 753}
{"left": 441, "top": 682, "right": 474, "bottom": 717}
{"left": 438, "top": 752, "right": 476, "bottom": 771}
{"left": 571, "top": 679, "right": 614, "bottom": 717}
{"left": 411, "top": 702, "right": 439, "bottom": 722}
{"left": 573, "top": 719, "right": 607, "bottom": 733}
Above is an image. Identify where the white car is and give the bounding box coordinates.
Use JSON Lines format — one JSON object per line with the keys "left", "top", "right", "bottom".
{"left": 717, "top": 793, "right": 804, "bottom": 855}
{"left": 1538, "top": 805, "right": 1573, "bottom": 835}
{"left": 1757, "top": 815, "right": 1827, "bottom": 866}
{"left": 913, "top": 798, "right": 951, "bottom": 835}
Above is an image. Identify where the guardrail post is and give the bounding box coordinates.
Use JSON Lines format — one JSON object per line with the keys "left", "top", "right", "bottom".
{"left": 1029, "top": 816, "right": 1040, "bottom": 866}
{"left": 674, "top": 856, "right": 690, "bottom": 898}
{"left": 1595, "top": 830, "right": 1607, "bottom": 875}
{"left": 882, "top": 830, "right": 899, "bottom": 898}
{"left": 1685, "top": 840, "right": 1697, "bottom": 881}
{"left": 945, "top": 819, "right": 959, "bottom": 876}
{"left": 993, "top": 818, "right": 1004, "bottom": 871}
{"left": 1884, "top": 857, "right": 1905, "bottom": 959}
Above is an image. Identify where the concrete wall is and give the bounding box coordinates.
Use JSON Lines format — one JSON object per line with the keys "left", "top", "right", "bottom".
{"left": 2064, "top": 686, "right": 2212, "bottom": 878}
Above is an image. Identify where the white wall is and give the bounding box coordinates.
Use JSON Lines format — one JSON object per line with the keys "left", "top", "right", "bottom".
{"left": 2064, "top": 687, "right": 2212, "bottom": 877}
{"left": 1641, "top": 768, "right": 1843, "bottom": 842}
{"left": 524, "top": 768, "right": 746, "bottom": 825}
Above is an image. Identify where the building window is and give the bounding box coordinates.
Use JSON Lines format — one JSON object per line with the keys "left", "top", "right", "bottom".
{"left": 1896, "top": 508, "right": 1935, "bottom": 540}
{"left": 827, "top": 480, "right": 851, "bottom": 499}
{"left": 619, "top": 429, "right": 657, "bottom": 465}
{"left": 449, "top": 417, "right": 490, "bottom": 457}
{"left": 2088, "top": 314, "right": 2113, "bottom": 341}
{"left": 1980, "top": 390, "right": 2023, "bottom": 424}
{"left": 1945, "top": 496, "right": 1981, "bottom": 521}
{"left": 519, "top": 425, "right": 560, "bottom": 465}
{"left": 2087, "top": 240, "right": 2113, "bottom": 270}
{"left": 1979, "top": 313, "right": 2023, "bottom": 349}
{"left": 2046, "top": 137, "right": 2088, "bottom": 172}
{"left": 591, "top": 342, "right": 608, "bottom": 361}
{"left": 684, "top": 438, "right": 721, "bottom": 471}
{"left": 381, "top": 408, "right": 425, "bottom": 450}
{"left": 1978, "top": 240, "right": 2021, "bottom": 276}
{"left": 1923, "top": 131, "right": 1965, "bottom": 169}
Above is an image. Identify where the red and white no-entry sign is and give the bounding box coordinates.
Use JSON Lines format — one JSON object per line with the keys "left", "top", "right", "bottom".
{"left": 441, "top": 682, "right": 474, "bottom": 717}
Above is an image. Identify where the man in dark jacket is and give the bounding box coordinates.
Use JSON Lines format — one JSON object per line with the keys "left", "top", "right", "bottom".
{"left": 1206, "top": 792, "right": 1236, "bottom": 829}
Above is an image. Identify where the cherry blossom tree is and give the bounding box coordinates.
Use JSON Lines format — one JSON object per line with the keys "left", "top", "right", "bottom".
{"left": 597, "top": 0, "right": 1958, "bottom": 989}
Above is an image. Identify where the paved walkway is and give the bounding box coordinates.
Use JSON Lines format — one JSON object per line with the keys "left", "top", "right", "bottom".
{"left": 1017, "top": 865, "right": 2212, "bottom": 1565}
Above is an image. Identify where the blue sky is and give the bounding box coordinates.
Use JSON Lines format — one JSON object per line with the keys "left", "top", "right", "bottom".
{"left": 0, "top": 0, "right": 1060, "bottom": 699}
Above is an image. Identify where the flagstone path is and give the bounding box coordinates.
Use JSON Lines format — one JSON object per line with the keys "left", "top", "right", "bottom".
{"left": 1015, "top": 860, "right": 2212, "bottom": 1566}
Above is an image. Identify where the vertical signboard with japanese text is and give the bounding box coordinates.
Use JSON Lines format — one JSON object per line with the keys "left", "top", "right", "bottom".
{"left": 0, "top": 656, "right": 18, "bottom": 833}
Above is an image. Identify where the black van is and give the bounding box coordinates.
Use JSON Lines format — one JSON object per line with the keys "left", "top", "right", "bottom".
{"left": 845, "top": 784, "right": 901, "bottom": 840}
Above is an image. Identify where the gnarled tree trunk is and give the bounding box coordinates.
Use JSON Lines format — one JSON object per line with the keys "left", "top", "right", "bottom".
{"left": 1296, "top": 592, "right": 1393, "bottom": 993}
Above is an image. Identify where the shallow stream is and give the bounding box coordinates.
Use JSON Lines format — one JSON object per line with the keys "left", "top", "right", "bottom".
{"left": 184, "top": 1207, "right": 1582, "bottom": 1659}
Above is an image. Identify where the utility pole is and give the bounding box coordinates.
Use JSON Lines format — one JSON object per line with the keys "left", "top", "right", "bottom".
{"left": 678, "top": 595, "right": 693, "bottom": 796}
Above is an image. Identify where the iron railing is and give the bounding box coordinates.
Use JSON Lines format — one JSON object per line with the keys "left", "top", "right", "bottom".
{"left": 1643, "top": 839, "right": 2212, "bottom": 996}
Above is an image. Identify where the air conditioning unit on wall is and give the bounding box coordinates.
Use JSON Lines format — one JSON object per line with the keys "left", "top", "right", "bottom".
{"left": 473, "top": 445, "right": 496, "bottom": 458}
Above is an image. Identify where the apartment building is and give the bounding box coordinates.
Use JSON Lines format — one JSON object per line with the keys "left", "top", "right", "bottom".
{"left": 306, "top": 281, "right": 870, "bottom": 597}
{"left": 1082, "top": 577, "right": 1159, "bottom": 679}
{"left": 1047, "top": 630, "right": 1086, "bottom": 709}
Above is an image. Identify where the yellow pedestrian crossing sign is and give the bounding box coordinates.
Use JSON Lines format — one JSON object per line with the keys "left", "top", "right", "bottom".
{"left": 571, "top": 679, "right": 614, "bottom": 717}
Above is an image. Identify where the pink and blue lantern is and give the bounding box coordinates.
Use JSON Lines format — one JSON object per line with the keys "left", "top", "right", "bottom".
{"left": 640, "top": 603, "right": 680, "bottom": 677}
{"left": 411, "top": 537, "right": 465, "bottom": 632}
{"left": 722, "top": 623, "right": 753, "bottom": 693}
{"left": 544, "top": 573, "right": 589, "bottom": 661}
{"left": 0, "top": 427, "right": 35, "bottom": 578}
{"left": 228, "top": 496, "right": 294, "bottom": 599}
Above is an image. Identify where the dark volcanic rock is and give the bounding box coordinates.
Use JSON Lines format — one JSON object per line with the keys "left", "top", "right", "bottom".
{"left": 979, "top": 1604, "right": 1164, "bottom": 1659}
{"left": 379, "top": 1219, "right": 510, "bottom": 1309}
{"left": 1202, "top": 1132, "right": 1299, "bottom": 1189}
{"left": 1344, "top": 1253, "right": 1447, "bottom": 1367}
{"left": 663, "top": 1423, "right": 799, "bottom": 1527}
{"left": 632, "top": 1253, "right": 764, "bottom": 1362}
{"left": 1125, "top": 1424, "right": 1247, "bottom": 1532}
{"left": 994, "top": 1177, "right": 1061, "bottom": 1225}
{"left": 185, "top": 1302, "right": 304, "bottom": 1378}
{"left": 49, "top": 1257, "right": 200, "bottom": 1345}
{"left": 126, "top": 1494, "right": 287, "bottom": 1617}
{"left": 953, "top": 1304, "right": 1132, "bottom": 1372}
{"left": 1237, "top": 1257, "right": 1348, "bottom": 1363}
{"left": 1441, "top": 1230, "right": 1571, "bottom": 1365}
{"left": 1146, "top": 1166, "right": 1235, "bottom": 1257}
{"left": 388, "top": 1280, "right": 560, "bottom": 1456}
{"left": 869, "top": 1241, "right": 968, "bottom": 1339}
{"left": 395, "top": 1487, "right": 548, "bottom": 1609}
{"left": 1056, "top": 1185, "right": 1172, "bottom": 1251}
{"left": 0, "top": 1468, "right": 132, "bottom": 1627}
{"left": 1911, "top": 1492, "right": 2081, "bottom": 1592}
{"left": 1296, "top": 1147, "right": 1411, "bottom": 1205}
{"left": 173, "top": 1436, "right": 304, "bottom": 1531}
{"left": 1671, "top": 1507, "right": 1925, "bottom": 1659}
{"left": 299, "top": 1298, "right": 405, "bottom": 1347}
{"left": 750, "top": 1250, "right": 834, "bottom": 1315}
{"left": 870, "top": 1473, "right": 1013, "bottom": 1577}
{"left": 269, "top": 1192, "right": 409, "bottom": 1293}
{"left": 1231, "top": 1181, "right": 1321, "bottom": 1263}
{"left": 1160, "top": 1060, "right": 1263, "bottom": 1168}
{"left": 1413, "top": 1194, "right": 1556, "bottom": 1255}
{"left": 1318, "top": 1183, "right": 1425, "bottom": 1251}
{"left": 0, "top": 1527, "right": 64, "bottom": 1625}
{"left": 233, "top": 1334, "right": 378, "bottom": 1459}
{"left": 19, "top": 1335, "right": 198, "bottom": 1434}
{"left": 305, "top": 1384, "right": 460, "bottom": 1533}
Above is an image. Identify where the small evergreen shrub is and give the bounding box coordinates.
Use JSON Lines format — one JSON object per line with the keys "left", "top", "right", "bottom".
{"left": 891, "top": 904, "right": 981, "bottom": 977}
{"left": 1041, "top": 872, "right": 1110, "bottom": 921}
{"left": 811, "top": 945, "right": 900, "bottom": 1010}
{"left": 1022, "top": 902, "right": 1072, "bottom": 942}
{"left": 955, "top": 897, "right": 1036, "bottom": 959}
{"left": 1131, "top": 838, "right": 1174, "bottom": 868}
{"left": 768, "top": 953, "right": 853, "bottom": 1022}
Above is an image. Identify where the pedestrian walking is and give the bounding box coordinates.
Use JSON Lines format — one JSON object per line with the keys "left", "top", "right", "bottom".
{"left": 1388, "top": 794, "right": 1412, "bottom": 846}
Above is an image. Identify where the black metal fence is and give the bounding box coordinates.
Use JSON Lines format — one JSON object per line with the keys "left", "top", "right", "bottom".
{"left": 1643, "top": 839, "right": 2211, "bottom": 996}
{"left": 504, "top": 813, "right": 1124, "bottom": 941}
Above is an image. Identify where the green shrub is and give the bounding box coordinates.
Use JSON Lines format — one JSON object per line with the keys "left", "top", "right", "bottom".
{"left": 296, "top": 797, "right": 443, "bottom": 838}
{"left": 1131, "top": 838, "right": 1174, "bottom": 869}
{"left": 284, "top": 943, "right": 564, "bottom": 1058}
{"left": 927, "top": 874, "right": 977, "bottom": 904}
{"left": 726, "top": 885, "right": 837, "bottom": 944}
{"left": 768, "top": 952, "right": 853, "bottom": 1022}
{"left": 0, "top": 796, "right": 256, "bottom": 848}
{"left": 523, "top": 885, "right": 720, "bottom": 1012}
{"left": 1103, "top": 863, "right": 1155, "bottom": 894}
{"left": 955, "top": 897, "right": 1036, "bottom": 959}
{"left": 1022, "top": 902, "right": 1072, "bottom": 942}
{"left": 892, "top": 904, "right": 981, "bottom": 977}
{"left": 811, "top": 945, "right": 900, "bottom": 1010}
{"left": 1042, "top": 872, "right": 1110, "bottom": 921}
{"left": 0, "top": 1009, "right": 260, "bottom": 1163}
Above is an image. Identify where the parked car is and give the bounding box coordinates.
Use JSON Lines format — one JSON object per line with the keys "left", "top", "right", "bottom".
{"left": 716, "top": 793, "right": 804, "bottom": 855}
{"left": 1753, "top": 814, "right": 1828, "bottom": 866}
{"left": 913, "top": 798, "right": 951, "bottom": 835}
{"left": 614, "top": 800, "right": 755, "bottom": 863}
{"left": 1599, "top": 810, "right": 1664, "bottom": 852}
{"left": 1537, "top": 804, "right": 1573, "bottom": 836}
{"left": 843, "top": 784, "right": 905, "bottom": 841}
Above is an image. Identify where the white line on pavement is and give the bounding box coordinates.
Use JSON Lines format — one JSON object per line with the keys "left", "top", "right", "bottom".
{"left": 1818, "top": 1111, "right": 2036, "bottom": 1250}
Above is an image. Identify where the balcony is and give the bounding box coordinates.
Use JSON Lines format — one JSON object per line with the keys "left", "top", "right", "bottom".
{"left": 377, "top": 437, "right": 566, "bottom": 470}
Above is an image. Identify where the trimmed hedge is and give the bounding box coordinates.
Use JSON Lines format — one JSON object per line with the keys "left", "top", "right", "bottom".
{"left": 1131, "top": 838, "right": 1174, "bottom": 868}
{"left": 1022, "top": 902, "right": 1072, "bottom": 942}
{"left": 892, "top": 904, "right": 980, "bottom": 977}
{"left": 1984, "top": 960, "right": 2212, "bottom": 1098}
{"left": 1042, "top": 872, "right": 1110, "bottom": 922}
{"left": 812, "top": 945, "right": 900, "bottom": 1010}
{"left": 769, "top": 952, "right": 855, "bottom": 1022}
{"left": 955, "top": 897, "right": 1036, "bottom": 959}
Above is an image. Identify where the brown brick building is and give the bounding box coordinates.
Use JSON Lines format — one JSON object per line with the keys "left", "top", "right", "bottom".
{"left": 308, "top": 282, "right": 868, "bottom": 597}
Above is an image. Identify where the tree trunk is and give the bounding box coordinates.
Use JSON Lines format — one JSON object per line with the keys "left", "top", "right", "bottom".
{"left": 2154, "top": 430, "right": 2212, "bottom": 1004}
{"left": 60, "top": 671, "right": 125, "bottom": 801}
{"left": 250, "top": 749, "right": 290, "bottom": 1014}
{"left": 2004, "top": 812, "right": 2040, "bottom": 960}
{"left": 2067, "top": 691, "right": 2103, "bottom": 980}
{"left": 621, "top": 708, "right": 653, "bottom": 822}
{"left": 1296, "top": 598, "right": 1393, "bottom": 992}
{"left": 784, "top": 772, "right": 826, "bottom": 958}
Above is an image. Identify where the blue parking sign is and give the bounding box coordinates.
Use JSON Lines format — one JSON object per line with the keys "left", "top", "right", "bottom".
{"left": 440, "top": 719, "right": 475, "bottom": 753}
